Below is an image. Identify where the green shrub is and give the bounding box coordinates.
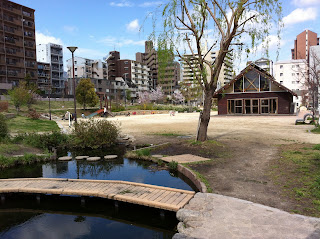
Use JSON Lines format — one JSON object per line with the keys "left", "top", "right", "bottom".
{"left": 13, "top": 131, "right": 69, "bottom": 149}
{"left": 72, "top": 119, "right": 119, "bottom": 148}
{"left": 313, "top": 144, "right": 320, "bottom": 150}
{"left": 0, "top": 113, "right": 8, "bottom": 139}
{"left": 168, "top": 161, "right": 178, "bottom": 171}
{"left": 136, "top": 148, "right": 151, "bottom": 157}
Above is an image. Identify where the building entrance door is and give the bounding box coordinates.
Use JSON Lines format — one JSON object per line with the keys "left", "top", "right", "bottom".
{"left": 245, "top": 99, "right": 259, "bottom": 114}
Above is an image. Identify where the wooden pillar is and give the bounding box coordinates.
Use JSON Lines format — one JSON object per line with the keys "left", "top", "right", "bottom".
{"left": 160, "top": 209, "right": 165, "bottom": 220}
{"left": 0, "top": 194, "right": 5, "bottom": 204}
{"left": 36, "top": 194, "right": 41, "bottom": 204}
{"left": 81, "top": 197, "right": 85, "bottom": 207}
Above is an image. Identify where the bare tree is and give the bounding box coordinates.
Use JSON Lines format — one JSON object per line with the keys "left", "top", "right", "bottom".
{"left": 308, "top": 48, "right": 320, "bottom": 118}
{"left": 155, "top": 0, "right": 282, "bottom": 141}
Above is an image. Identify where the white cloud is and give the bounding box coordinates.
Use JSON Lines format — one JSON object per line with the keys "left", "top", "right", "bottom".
{"left": 99, "top": 36, "right": 145, "bottom": 47}
{"left": 35, "top": 31, "right": 63, "bottom": 45}
{"left": 110, "top": 0, "right": 133, "bottom": 7}
{"left": 139, "top": 1, "right": 164, "bottom": 7}
{"left": 126, "top": 19, "right": 140, "bottom": 32}
{"left": 292, "top": 0, "right": 320, "bottom": 6}
{"left": 63, "top": 25, "right": 78, "bottom": 34}
{"left": 283, "top": 8, "right": 317, "bottom": 25}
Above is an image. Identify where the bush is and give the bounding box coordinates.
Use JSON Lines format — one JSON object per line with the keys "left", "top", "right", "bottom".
{"left": 27, "top": 108, "right": 40, "bottom": 120}
{"left": 13, "top": 131, "right": 69, "bottom": 150}
{"left": 0, "top": 101, "right": 9, "bottom": 112}
{"left": 136, "top": 148, "right": 151, "bottom": 157}
{"left": 168, "top": 161, "right": 178, "bottom": 171}
{"left": 72, "top": 119, "right": 119, "bottom": 148}
{"left": 0, "top": 113, "right": 8, "bottom": 139}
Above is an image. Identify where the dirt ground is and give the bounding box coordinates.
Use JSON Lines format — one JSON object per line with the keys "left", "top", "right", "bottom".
{"left": 105, "top": 111, "right": 320, "bottom": 214}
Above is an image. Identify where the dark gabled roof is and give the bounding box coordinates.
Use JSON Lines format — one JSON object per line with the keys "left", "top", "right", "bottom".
{"left": 213, "top": 63, "right": 298, "bottom": 97}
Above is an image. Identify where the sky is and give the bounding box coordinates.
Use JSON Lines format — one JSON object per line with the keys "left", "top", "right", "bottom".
{"left": 10, "top": 0, "right": 320, "bottom": 73}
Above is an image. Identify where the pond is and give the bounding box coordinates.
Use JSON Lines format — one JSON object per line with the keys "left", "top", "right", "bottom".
{"left": 0, "top": 148, "right": 197, "bottom": 238}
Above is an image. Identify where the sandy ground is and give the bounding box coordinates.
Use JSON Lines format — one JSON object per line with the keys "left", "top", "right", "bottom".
{"left": 105, "top": 111, "right": 319, "bottom": 145}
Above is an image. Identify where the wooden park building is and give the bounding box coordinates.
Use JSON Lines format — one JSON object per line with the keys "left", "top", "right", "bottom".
{"left": 213, "top": 64, "right": 297, "bottom": 115}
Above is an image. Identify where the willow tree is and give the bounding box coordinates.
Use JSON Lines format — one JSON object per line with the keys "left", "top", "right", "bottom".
{"left": 156, "top": 0, "right": 282, "bottom": 141}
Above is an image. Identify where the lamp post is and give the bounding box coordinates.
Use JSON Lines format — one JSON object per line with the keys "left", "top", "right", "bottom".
{"left": 67, "top": 46, "right": 78, "bottom": 123}
{"left": 123, "top": 73, "right": 128, "bottom": 108}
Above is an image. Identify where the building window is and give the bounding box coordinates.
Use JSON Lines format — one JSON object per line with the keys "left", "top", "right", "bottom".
{"left": 292, "top": 81, "right": 295, "bottom": 84}
{"left": 280, "top": 65, "right": 283, "bottom": 69}
{"left": 280, "top": 81, "right": 283, "bottom": 84}
{"left": 124, "top": 61, "right": 128, "bottom": 64}
{"left": 280, "top": 73, "right": 283, "bottom": 77}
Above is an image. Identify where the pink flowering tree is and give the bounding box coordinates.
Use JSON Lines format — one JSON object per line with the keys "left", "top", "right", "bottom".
{"left": 172, "top": 89, "right": 185, "bottom": 104}
{"left": 150, "top": 86, "right": 164, "bottom": 103}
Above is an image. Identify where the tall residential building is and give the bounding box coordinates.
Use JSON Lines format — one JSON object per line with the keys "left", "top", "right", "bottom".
{"left": 181, "top": 48, "right": 233, "bottom": 90}
{"left": 37, "top": 62, "right": 50, "bottom": 93}
{"left": 291, "top": 30, "right": 319, "bottom": 61}
{"left": 136, "top": 40, "right": 181, "bottom": 96}
{"left": 106, "top": 51, "right": 153, "bottom": 97}
{"left": 37, "top": 43, "right": 64, "bottom": 95}
{"left": 0, "top": 0, "right": 37, "bottom": 93}
{"left": 274, "top": 59, "right": 307, "bottom": 108}
{"left": 66, "top": 57, "right": 107, "bottom": 79}
{"left": 247, "top": 58, "right": 273, "bottom": 76}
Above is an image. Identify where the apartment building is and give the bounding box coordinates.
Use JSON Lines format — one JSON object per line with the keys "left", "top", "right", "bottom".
{"left": 247, "top": 58, "right": 273, "bottom": 76}
{"left": 106, "top": 51, "right": 153, "bottom": 100}
{"left": 291, "top": 30, "right": 319, "bottom": 61}
{"left": 37, "top": 43, "right": 64, "bottom": 95}
{"left": 274, "top": 59, "right": 307, "bottom": 108}
{"left": 0, "top": 0, "right": 37, "bottom": 93}
{"left": 181, "top": 49, "right": 233, "bottom": 90}
{"left": 37, "top": 62, "right": 50, "bottom": 93}
{"left": 66, "top": 57, "right": 107, "bottom": 79}
{"left": 136, "top": 41, "right": 181, "bottom": 96}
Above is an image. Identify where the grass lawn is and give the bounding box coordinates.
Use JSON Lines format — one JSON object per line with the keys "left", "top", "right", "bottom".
{"left": 312, "top": 126, "right": 320, "bottom": 134}
{"left": 8, "top": 116, "right": 60, "bottom": 133}
{"left": 270, "top": 144, "right": 320, "bottom": 217}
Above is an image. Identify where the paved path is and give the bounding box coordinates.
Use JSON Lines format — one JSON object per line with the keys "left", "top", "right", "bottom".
{"left": 0, "top": 178, "right": 195, "bottom": 212}
{"left": 174, "top": 193, "right": 320, "bottom": 239}
{"left": 161, "top": 154, "right": 211, "bottom": 164}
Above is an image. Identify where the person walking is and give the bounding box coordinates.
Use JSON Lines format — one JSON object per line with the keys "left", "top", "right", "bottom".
{"left": 103, "top": 106, "right": 107, "bottom": 117}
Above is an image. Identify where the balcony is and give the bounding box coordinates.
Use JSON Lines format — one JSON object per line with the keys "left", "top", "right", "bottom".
{"left": 22, "top": 11, "right": 33, "bottom": 19}
{"left": 23, "top": 21, "right": 34, "bottom": 28}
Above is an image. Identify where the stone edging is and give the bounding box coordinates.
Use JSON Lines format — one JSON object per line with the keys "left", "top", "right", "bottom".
{"left": 177, "top": 164, "right": 207, "bottom": 193}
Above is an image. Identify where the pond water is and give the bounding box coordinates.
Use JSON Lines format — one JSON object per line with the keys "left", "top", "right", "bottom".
{"left": 0, "top": 149, "right": 197, "bottom": 239}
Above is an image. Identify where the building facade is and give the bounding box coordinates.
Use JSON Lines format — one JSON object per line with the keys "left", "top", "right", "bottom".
{"left": 37, "top": 43, "right": 64, "bottom": 95}
{"left": 248, "top": 58, "right": 273, "bottom": 76}
{"left": 0, "top": 0, "right": 37, "bottom": 93}
{"left": 274, "top": 59, "right": 308, "bottom": 109}
{"left": 66, "top": 56, "right": 107, "bottom": 80}
{"left": 37, "top": 62, "right": 50, "bottom": 93}
{"left": 136, "top": 41, "right": 181, "bottom": 96}
{"left": 214, "top": 64, "right": 297, "bottom": 115}
{"left": 291, "top": 30, "right": 319, "bottom": 61}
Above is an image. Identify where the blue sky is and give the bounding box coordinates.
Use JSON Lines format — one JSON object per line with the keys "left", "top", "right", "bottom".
{"left": 11, "top": 0, "right": 320, "bottom": 72}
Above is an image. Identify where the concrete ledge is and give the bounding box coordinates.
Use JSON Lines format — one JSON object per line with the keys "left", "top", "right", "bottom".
{"left": 177, "top": 164, "right": 207, "bottom": 193}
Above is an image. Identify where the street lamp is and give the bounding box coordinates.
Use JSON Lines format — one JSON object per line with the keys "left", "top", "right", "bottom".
{"left": 123, "top": 73, "right": 128, "bottom": 108}
{"left": 67, "top": 46, "right": 78, "bottom": 123}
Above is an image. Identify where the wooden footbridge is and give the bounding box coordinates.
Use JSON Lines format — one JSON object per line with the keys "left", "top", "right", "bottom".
{"left": 0, "top": 178, "right": 195, "bottom": 212}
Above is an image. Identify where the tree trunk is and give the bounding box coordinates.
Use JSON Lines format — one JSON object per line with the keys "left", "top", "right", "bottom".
{"left": 197, "top": 89, "right": 213, "bottom": 141}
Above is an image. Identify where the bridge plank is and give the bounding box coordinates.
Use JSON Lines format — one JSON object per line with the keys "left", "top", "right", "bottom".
{"left": 0, "top": 178, "right": 195, "bottom": 212}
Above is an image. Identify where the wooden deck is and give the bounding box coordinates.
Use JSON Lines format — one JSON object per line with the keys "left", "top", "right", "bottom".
{"left": 0, "top": 178, "right": 195, "bottom": 212}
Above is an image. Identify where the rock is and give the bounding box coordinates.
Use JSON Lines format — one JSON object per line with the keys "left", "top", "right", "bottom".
{"left": 58, "top": 156, "right": 72, "bottom": 161}
{"left": 12, "top": 155, "right": 24, "bottom": 158}
{"left": 75, "top": 156, "right": 89, "bottom": 160}
{"left": 87, "top": 157, "right": 101, "bottom": 161}
{"left": 104, "top": 155, "right": 118, "bottom": 159}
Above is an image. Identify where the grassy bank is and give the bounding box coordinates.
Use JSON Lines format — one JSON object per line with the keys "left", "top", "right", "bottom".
{"left": 0, "top": 153, "right": 51, "bottom": 169}
{"left": 270, "top": 144, "right": 320, "bottom": 217}
{"left": 8, "top": 116, "right": 59, "bottom": 133}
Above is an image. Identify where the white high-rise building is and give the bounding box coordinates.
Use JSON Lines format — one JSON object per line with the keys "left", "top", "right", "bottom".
{"left": 66, "top": 56, "right": 108, "bottom": 80}
{"left": 274, "top": 59, "right": 307, "bottom": 108}
{"left": 37, "top": 43, "right": 65, "bottom": 95}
